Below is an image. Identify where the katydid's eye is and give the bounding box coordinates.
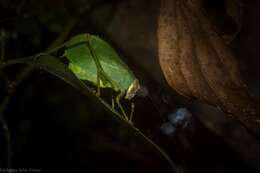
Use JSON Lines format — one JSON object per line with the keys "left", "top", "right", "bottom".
{"left": 136, "top": 85, "right": 149, "bottom": 98}
{"left": 168, "top": 108, "right": 192, "bottom": 128}
{"left": 160, "top": 122, "right": 176, "bottom": 135}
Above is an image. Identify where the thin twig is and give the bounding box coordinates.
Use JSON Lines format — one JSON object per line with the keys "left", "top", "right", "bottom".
{"left": 45, "top": 19, "right": 77, "bottom": 53}
{"left": 0, "top": 95, "right": 11, "bottom": 170}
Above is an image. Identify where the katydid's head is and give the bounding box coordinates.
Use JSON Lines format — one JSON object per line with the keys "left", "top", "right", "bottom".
{"left": 125, "top": 79, "right": 140, "bottom": 100}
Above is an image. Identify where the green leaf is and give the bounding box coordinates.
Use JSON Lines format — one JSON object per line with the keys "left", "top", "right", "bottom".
{"left": 5, "top": 54, "right": 176, "bottom": 172}
{"left": 8, "top": 55, "right": 93, "bottom": 97}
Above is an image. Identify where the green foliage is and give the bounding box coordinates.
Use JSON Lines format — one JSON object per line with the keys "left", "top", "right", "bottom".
{"left": 7, "top": 53, "right": 176, "bottom": 172}
{"left": 0, "top": 33, "right": 176, "bottom": 172}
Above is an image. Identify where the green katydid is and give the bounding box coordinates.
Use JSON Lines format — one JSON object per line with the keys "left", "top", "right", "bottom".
{"left": 63, "top": 33, "right": 140, "bottom": 123}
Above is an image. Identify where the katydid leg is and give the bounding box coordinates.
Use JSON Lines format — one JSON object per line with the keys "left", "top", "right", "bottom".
{"left": 86, "top": 34, "right": 119, "bottom": 91}
{"left": 129, "top": 102, "right": 135, "bottom": 124}
{"left": 116, "top": 92, "right": 129, "bottom": 121}
{"left": 111, "top": 97, "right": 115, "bottom": 110}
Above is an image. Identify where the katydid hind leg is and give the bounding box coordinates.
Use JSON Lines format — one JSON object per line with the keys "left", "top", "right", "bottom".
{"left": 86, "top": 35, "right": 118, "bottom": 90}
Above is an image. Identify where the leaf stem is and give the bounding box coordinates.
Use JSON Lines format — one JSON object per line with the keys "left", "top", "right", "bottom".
{"left": 133, "top": 127, "right": 177, "bottom": 172}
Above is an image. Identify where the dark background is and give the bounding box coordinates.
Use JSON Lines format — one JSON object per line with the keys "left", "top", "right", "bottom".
{"left": 0, "top": 0, "right": 260, "bottom": 172}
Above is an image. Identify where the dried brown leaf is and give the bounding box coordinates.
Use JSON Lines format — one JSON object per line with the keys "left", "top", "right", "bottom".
{"left": 158, "top": 0, "right": 260, "bottom": 137}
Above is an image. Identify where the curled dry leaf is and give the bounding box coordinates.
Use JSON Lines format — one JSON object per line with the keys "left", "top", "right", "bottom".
{"left": 158, "top": 0, "right": 260, "bottom": 137}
